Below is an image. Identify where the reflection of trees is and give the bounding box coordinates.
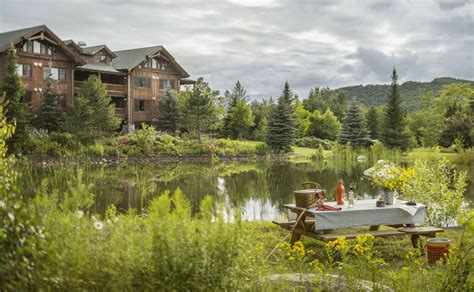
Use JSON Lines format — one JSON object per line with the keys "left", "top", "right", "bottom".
{"left": 20, "top": 159, "right": 380, "bottom": 216}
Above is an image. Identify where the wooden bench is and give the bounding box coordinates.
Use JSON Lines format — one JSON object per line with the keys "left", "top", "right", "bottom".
{"left": 272, "top": 220, "right": 444, "bottom": 248}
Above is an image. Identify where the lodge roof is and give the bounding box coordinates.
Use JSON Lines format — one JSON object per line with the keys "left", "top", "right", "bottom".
{"left": 0, "top": 24, "right": 85, "bottom": 65}
{"left": 112, "top": 45, "right": 189, "bottom": 78}
{"left": 82, "top": 44, "right": 117, "bottom": 58}
{"left": 0, "top": 25, "right": 45, "bottom": 50}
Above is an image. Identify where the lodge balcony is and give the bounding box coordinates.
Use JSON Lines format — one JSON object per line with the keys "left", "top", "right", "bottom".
{"left": 74, "top": 81, "right": 126, "bottom": 95}
{"left": 114, "top": 107, "right": 127, "bottom": 117}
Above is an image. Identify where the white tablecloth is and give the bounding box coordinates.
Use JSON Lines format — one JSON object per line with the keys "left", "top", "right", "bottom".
{"left": 287, "top": 199, "right": 426, "bottom": 230}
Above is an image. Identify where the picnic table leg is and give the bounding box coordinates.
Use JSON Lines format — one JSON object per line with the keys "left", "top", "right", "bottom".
{"left": 369, "top": 225, "right": 379, "bottom": 231}
{"left": 410, "top": 234, "right": 420, "bottom": 248}
{"left": 290, "top": 213, "right": 306, "bottom": 245}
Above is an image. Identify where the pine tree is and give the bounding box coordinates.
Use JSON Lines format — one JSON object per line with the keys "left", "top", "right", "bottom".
{"left": 381, "top": 69, "right": 409, "bottom": 149}
{"left": 158, "top": 89, "right": 178, "bottom": 133}
{"left": 224, "top": 81, "right": 248, "bottom": 139}
{"left": 266, "top": 81, "right": 295, "bottom": 152}
{"left": 38, "top": 75, "right": 62, "bottom": 132}
{"left": 337, "top": 103, "right": 368, "bottom": 147}
{"left": 0, "top": 47, "right": 30, "bottom": 153}
{"left": 179, "top": 77, "right": 220, "bottom": 140}
{"left": 366, "top": 106, "right": 378, "bottom": 139}
{"left": 62, "top": 75, "right": 120, "bottom": 143}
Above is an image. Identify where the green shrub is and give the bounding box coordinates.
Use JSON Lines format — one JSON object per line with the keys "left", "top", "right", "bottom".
{"left": 131, "top": 123, "right": 157, "bottom": 154}
{"left": 295, "top": 137, "right": 334, "bottom": 150}
{"left": 49, "top": 132, "right": 78, "bottom": 150}
{"left": 156, "top": 133, "right": 180, "bottom": 156}
{"left": 401, "top": 158, "right": 467, "bottom": 227}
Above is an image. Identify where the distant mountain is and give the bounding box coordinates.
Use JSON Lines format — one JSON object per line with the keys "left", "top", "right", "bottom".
{"left": 333, "top": 77, "right": 474, "bottom": 111}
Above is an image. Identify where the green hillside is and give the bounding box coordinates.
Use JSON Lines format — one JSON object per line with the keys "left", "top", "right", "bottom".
{"left": 334, "top": 77, "right": 474, "bottom": 111}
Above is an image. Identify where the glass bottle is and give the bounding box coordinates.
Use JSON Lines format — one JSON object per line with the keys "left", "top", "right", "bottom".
{"left": 347, "top": 185, "right": 355, "bottom": 208}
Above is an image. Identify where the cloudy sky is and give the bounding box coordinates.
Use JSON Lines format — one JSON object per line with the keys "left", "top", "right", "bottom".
{"left": 1, "top": 0, "right": 473, "bottom": 99}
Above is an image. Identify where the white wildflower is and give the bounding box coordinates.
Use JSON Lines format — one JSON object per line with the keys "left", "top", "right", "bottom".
{"left": 91, "top": 215, "right": 97, "bottom": 222}
{"left": 0, "top": 200, "right": 5, "bottom": 208}
{"left": 93, "top": 221, "right": 104, "bottom": 230}
{"left": 8, "top": 213, "right": 15, "bottom": 222}
{"left": 106, "top": 219, "right": 112, "bottom": 224}
{"left": 76, "top": 210, "right": 84, "bottom": 218}
{"left": 113, "top": 217, "right": 119, "bottom": 223}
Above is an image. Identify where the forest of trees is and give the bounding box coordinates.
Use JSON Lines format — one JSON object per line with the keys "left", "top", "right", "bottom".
{"left": 1, "top": 46, "right": 473, "bottom": 154}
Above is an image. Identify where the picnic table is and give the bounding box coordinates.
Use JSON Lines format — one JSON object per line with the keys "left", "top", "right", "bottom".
{"left": 273, "top": 199, "right": 443, "bottom": 248}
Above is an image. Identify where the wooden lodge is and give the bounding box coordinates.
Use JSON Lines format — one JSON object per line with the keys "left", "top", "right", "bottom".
{"left": 0, "top": 25, "right": 194, "bottom": 131}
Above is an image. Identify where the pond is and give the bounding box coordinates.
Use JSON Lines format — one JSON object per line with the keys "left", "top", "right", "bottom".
{"left": 19, "top": 158, "right": 473, "bottom": 220}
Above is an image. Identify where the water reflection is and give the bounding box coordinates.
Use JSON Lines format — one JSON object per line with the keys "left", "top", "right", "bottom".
{"left": 21, "top": 160, "right": 385, "bottom": 219}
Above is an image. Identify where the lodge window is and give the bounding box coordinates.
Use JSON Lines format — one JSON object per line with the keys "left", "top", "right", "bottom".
{"left": 134, "top": 99, "right": 150, "bottom": 112}
{"left": 112, "top": 96, "right": 127, "bottom": 109}
{"left": 22, "top": 40, "right": 53, "bottom": 55}
{"left": 21, "top": 91, "right": 32, "bottom": 103}
{"left": 133, "top": 77, "right": 151, "bottom": 88}
{"left": 145, "top": 58, "right": 167, "bottom": 70}
{"left": 16, "top": 64, "right": 32, "bottom": 77}
{"left": 160, "top": 79, "right": 175, "bottom": 90}
{"left": 43, "top": 67, "right": 66, "bottom": 81}
{"left": 94, "top": 54, "right": 108, "bottom": 63}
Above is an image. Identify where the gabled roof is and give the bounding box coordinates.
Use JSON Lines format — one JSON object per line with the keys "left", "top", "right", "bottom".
{"left": 112, "top": 45, "right": 189, "bottom": 78}
{"left": 82, "top": 44, "right": 117, "bottom": 58}
{"left": 63, "top": 39, "right": 83, "bottom": 54}
{"left": 0, "top": 25, "right": 44, "bottom": 49}
{"left": 0, "top": 25, "right": 85, "bottom": 65}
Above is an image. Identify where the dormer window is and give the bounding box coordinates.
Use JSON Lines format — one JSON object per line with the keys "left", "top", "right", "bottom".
{"left": 94, "top": 54, "right": 108, "bottom": 63}
{"left": 21, "top": 40, "right": 53, "bottom": 55}
{"left": 145, "top": 58, "right": 167, "bottom": 70}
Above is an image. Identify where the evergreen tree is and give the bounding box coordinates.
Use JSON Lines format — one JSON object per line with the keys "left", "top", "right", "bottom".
{"left": 62, "top": 75, "right": 120, "bottom": 143}
{"left": 158, "top": 89, "right": 178, "bottom": 133}
{"left": 38, "top": 75, "right": 62, "bottom": 132}
{"left": 223, "top": 81, "right": 248, "bottom": 138}
{"left": 179, "top": 77, "right": 220, "bottom": 140}
{"left": 381, "top": 69, "right": 409, "bottom": 149}
{"left": 337, "top": 103, "right": 368, "bottom": 147}
{"left": 229, "top": 99, "right": 254, "bottom": 139}
{"left": 366, "top": 106, "right": 378, "bottom": 139}
{"left": 266, "top": 81, "right": 295, "bottom": 152}
{"left": 0, "top": 47, "right": 30, "bottom": 153}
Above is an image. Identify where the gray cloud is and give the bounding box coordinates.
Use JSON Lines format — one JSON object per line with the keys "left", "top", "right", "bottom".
{"left": 0, "top": 0, "right": 472, "bottom": 100}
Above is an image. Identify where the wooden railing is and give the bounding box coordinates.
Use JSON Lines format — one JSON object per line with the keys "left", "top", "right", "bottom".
{"left": 74, "top": 81, "right": 126, "bottom": 93}
{"left": 115, "top": 108, "right": 126, "bottom": 116}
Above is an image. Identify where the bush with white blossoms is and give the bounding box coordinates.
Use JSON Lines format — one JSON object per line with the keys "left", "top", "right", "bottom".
{"left": 364, "top": 160, "right": 415, "bottom": 191}
{"left": 401, "top": 159, "right": 467, "bottom": 227}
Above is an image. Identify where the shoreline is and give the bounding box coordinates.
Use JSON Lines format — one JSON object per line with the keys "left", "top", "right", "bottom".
{"left": 25, "top": 153, "right": 291, "bottom": 166}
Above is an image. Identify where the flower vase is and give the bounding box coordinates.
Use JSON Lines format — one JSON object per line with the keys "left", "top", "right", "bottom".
{"left": 380, "top": 187, "right": 395, "bottom": 205}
